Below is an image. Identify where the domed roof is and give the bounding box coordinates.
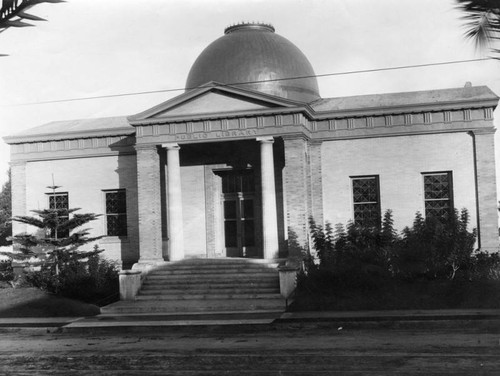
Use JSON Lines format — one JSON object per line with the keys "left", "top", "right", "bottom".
{"left": 185, "top": 23, "right": 320, "bottom": 103}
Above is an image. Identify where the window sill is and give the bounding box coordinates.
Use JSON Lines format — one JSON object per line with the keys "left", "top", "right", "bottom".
{"left": 101, "top": 236, "right": 129, "bottom": 244}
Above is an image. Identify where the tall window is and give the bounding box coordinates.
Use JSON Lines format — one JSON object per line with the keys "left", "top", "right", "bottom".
{"left": 104, "top": 190, "right": 127, "bottom": 236}
{"left": 423, "top": 172, "right": 453, "bottom": 222}
{"left": 351, "top": 176, "right": 380, "bottom": 227}
{"left": 47, "top": 192, "right": 69, "bottom": 238}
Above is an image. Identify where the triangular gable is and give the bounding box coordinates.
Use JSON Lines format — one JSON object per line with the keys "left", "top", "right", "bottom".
{"left": 155, "top": 91, "right": 272, "bottom": 117}
{"left": 128, "top": 82, "right": 303, "bottom": 123}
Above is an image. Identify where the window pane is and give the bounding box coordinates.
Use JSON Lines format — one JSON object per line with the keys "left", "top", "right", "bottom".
{"left": 425, "top": 201, "right": 451, "bottom": 222}
{"left": 354, "top": 203, "right": 380, "bottom": 227}
{"left": 224, "top": 221, "right": 237, "bottom": 247}
{"left": 224, "top": 200, "right": 237, "bottom": 219}
{"left": 222, "top": 175, "right": 237, "bottom": 193}
{"left": 352, "top": 178, "right": 378, "bottom": 203}
{"left": 243, "top": 220, "right": 255, "bottom": 246}
{"left": 424, "top": 174, "right": 450, "bottom": 200}
{"left": 106, "top": 191, "right": 126, "bottom": 214}
{"left": 241, "top": 173, "right": 254, "bottom": 192}
{"left": 107, "top": 215, "right": 128, "bottom": 236}
{"left": 242, "top": 199, "right": 254, "bottom": 219}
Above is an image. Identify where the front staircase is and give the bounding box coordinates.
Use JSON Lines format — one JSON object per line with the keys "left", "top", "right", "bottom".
{"left": 102, "top": 258, "right": 285, "bottom": 314}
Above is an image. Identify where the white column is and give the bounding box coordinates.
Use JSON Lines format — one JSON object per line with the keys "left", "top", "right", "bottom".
{"left": 258, "top": 137, "right": 279, "bottom": 259}
{"left": 163, "top": 143, "right": 184, "bottom": 261}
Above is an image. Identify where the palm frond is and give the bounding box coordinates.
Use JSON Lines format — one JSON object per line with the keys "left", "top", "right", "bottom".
{"left": 456, "top": 0, "right": 500, "bottom": 53}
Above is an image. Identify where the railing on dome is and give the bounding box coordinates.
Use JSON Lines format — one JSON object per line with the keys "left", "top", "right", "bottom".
{"left": 224, "top": 22, "right": 275, "bottom": 34}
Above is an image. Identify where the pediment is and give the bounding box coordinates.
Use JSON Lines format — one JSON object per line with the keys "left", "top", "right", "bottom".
{"left": 155, "top": 91, "right": 273, "bottom": 117}
{"left": 128, "top": 83, "right": 302, "bottom": 124}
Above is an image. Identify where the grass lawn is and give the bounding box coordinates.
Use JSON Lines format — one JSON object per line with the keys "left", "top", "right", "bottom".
{"left": 0, "top": 287, "right": 100, "bottom": 318}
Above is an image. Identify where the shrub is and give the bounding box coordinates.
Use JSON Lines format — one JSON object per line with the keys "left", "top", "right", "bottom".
{"left": 0, "top": 259, "right": 13, "bottom": 283}
{"left": 468, "top": 251, "right": 500, "bottom": 281}
{"left": 393, "top": 209, "right": 476, "bottom": 280}
{"left": 26, "top": 249, "right": 119, "bottom": 304}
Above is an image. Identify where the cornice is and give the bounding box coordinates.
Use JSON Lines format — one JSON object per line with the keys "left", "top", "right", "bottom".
{"left": 129, "top": 106, "right": 315, "bottom": 126}
{"left": 313, "top": 98, "right": 499, "bottom": 120}
{"left": 4, "top": 127, "right": 134, "bottom": 145}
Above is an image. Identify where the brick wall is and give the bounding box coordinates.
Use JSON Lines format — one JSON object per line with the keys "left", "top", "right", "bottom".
{"left": 321, "top": 132, "right": 479, "bottom": 237}
{"left": 472, "top": 130, "right": 499, "bottom": 251}
{"left": 283, "top": 137, "right": 310, "bottom": 255}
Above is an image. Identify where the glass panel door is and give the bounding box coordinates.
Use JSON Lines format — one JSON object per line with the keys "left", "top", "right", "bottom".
{"left": 221, "top": 170, "right": 256, "bottom": 257}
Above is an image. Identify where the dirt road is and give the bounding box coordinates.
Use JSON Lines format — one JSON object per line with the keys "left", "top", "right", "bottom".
{"left": 0, "top": 321, "right": 499, "bottom": 375}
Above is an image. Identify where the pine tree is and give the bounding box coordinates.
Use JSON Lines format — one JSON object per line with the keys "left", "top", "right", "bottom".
{"left": 3, "top": 207, "right": 103, "bottom": 278}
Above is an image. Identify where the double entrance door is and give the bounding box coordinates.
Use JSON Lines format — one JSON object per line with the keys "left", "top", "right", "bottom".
{"left": 220, "top": 170, "right": 258, "bottom": 258}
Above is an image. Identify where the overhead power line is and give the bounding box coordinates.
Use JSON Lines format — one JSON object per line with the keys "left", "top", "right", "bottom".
{"left": 8, "top": 57, "right": 494, "bottom": 106}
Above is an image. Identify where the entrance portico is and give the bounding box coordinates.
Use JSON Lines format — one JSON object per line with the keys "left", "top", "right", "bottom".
{"left": 134, "top": 135, "right": 283, "bottom": 267}
{"left": 128, "top": 84, "right": 316, "bottom": 268}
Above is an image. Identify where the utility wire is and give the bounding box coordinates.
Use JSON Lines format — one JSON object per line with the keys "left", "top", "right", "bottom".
{"left": 9, "top": 57, "right": 494, "bottom": 106}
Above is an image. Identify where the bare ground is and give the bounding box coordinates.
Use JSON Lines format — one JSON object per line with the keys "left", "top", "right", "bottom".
{"left": 0, "top": 321, "right": 499, "bottom": 375}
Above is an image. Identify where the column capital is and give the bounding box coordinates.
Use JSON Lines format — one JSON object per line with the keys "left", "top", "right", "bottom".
{"left": 9, "top": 160, "right": 27, "bottom": 167}
{"left": 469, "top": 128, "right": 496, "bottom": 136}
{"left": 256, "top": 136, "right": 274, "bottom": 144}
{"left": 162, "top": 143, "right": 180, "bottom": 150}
{"left": 134, "top": 143, "right": 158, "bottom": 151}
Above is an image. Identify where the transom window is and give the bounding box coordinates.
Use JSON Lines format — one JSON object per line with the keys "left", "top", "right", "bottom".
{"left": 104, "top": 190, "right": 127, "bottom": 237}
{"left": 351, "top": 176, "right": 380, "bottom": 227}
{"left": 221, "top": 170, "right": 255, "bottom": 194}
{"left": 47, "top": 192, "right": 69, "bottom": 239}
{"left": 423, "top": 172, "right": 453, "bottom": 222}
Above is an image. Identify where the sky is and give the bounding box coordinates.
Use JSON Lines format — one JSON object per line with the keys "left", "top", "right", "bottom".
{"left": 1, "top": 0, "right": 500, "bottom": 189}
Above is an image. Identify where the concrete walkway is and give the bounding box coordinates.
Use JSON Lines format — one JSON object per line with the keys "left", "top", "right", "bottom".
{"left": 1, "top": 308, "right": 499, "bottom": 330}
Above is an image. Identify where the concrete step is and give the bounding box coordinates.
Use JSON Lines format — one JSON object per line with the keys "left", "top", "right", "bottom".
{"left": 160, "top": 258, "right": 280, "bottom": 266}
{"left": 139, "top": 286, "right": 279, "bottom": 294}
{"left": 136, "top": 293, "right": 283, "bottom": 301}
{"left": 101, "top": 298, "right": 285, "bottom": 314}
{"left": 106, "top": 257, "right": 285, "bottom": 315}
{"left": 146, "top": 273, "right": 278, "bottom": 282}
{"left": 151, "top": 267, "right": 278, "bottom": 275}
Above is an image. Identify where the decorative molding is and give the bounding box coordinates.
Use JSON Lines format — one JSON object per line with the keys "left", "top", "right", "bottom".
{"left": 257, "top": 116, "right": 264, "bottom": 128}
{"left": 385, "top": 115, "right": 392, "bottom": 127}
{"left": 203, "top": 120, "right": 211, "bottom": 132}
{"left": 424, "top": 113, "right": 432, "bottom": 124}
{"left": 404, "top": 114, "right": 412, "bottom": 126}
{"left": 238, "top": 118, "right": 246, "bottom": 129}
{"left": 464, "top": 109, "right": 472, "bottom": 121}
{"left": 484, "top": 107, "right": 493, "bottom": 120}
{"left": 328, "top": 119, "right": 336, "bottom": 130}
{"left": 444, "top": 111, "right": 452, "bottom": 123}
{"left": 221, "top": 119, "right": 228, "bottom": 130}
{"left": 347, "top": 118, "right": 354, "bottom": 129}
{"left": 367, "top": 117, "right": 374, "bottom": 128}
{"left": 186, "top": 122, "right": 193, "bottom": 134}
{"left": 275, "top": 115, "right": 283, "bottom": 127}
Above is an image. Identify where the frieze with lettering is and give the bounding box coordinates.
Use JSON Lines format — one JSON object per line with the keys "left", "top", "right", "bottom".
{"left": 175, "top": 129, "right": 258, "bottom": 141}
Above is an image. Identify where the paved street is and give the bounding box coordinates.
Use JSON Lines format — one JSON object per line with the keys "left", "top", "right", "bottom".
{"left": 0, "top": 320, "right": 499, "bottom": 375}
